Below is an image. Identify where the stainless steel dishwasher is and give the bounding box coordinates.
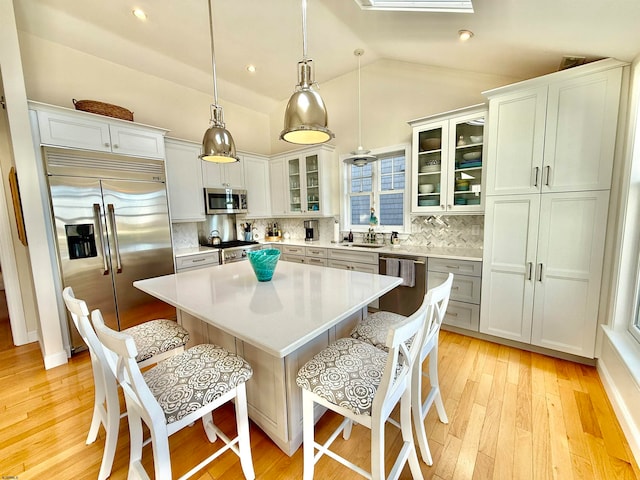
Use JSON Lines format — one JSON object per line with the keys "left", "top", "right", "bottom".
{"left": 378, "top": 254, "right": 427, "bottom": 316}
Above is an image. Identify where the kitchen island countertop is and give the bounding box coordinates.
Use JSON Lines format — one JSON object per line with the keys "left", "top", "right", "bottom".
{"left": 135, "top": 260, "right": 401, "bottom": 358}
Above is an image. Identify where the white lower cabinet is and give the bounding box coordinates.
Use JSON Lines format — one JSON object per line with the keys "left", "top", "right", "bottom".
{"left": 480, "top": 190, "right": 609, "bottom": 357}
{"left": 175, "top": 251, "right": 219, "bottom": 272}
{"left": 280, "top": 245, "right": 328, "bottom": 266}
{"left": 428, "top": 258, "right": 481, "bottom": 331}
{"left": 327, "top": 249, "right": 379, "bottom": 274}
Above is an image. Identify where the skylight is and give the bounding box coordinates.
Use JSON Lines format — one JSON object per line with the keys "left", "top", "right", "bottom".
{"left": 354, "top": 0, "right": 474, "bottom": 13}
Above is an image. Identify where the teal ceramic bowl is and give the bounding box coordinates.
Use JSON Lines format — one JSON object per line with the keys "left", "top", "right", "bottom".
{"left": 247, "top": 249, "right": 281, "bottom": 282}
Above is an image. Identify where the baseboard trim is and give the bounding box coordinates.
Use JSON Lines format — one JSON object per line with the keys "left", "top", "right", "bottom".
{"left": 43, "top": 349, "right": 68, "bottom": 370}
{"left": 597, "top": 328, "right": 640, "bottom": 466}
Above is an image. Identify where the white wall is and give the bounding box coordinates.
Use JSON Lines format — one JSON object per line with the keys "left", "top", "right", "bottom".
{"left": 597, "top": 54, "right": 640, "bottom": 464}
{"left": 0, "top": 0, "right": 66, "bottom": 368}
{"left": 17, "top": 32, "right": 273, "bottom": 155}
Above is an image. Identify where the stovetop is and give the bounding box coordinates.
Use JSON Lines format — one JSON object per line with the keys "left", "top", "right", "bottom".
{"left": 201, "top": 240, "right": 259, "bottom": 250}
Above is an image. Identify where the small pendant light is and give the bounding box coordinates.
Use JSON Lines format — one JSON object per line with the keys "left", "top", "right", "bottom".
{"left": 200, "top": 0, "right": 239, "bottom": 163}
{"left": 280, "top": 0, "right": 334, "bottom": 145}
{"left": 344, "top": 49, "right": 376, "bottom": 167}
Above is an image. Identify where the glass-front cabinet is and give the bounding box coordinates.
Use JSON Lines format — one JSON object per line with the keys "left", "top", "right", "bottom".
{"left": 271, "top": 144, "right": 337, "bottom": 217}
{"left": 288, "top": 154, "right": 320, "bottom": 213}
{"left": 409, "top": 105, "right": 486, "bottom": 214}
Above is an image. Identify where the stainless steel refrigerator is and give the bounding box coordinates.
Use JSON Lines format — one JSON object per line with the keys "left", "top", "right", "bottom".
{"left": 44, "top": 147, "right": 176, "bottom": 352}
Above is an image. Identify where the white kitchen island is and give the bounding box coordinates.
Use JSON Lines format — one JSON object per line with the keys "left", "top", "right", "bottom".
{"left": 134, "top": 260, "right": 401, "bottom": 455}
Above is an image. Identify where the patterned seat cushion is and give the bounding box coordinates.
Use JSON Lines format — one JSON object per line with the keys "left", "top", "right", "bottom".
{"left": 124, "top": 319, "right": 190, "bottom": 364}
{"left": 296, "top": 337, "right": 388, "bottom": 416}
{"left": 143, "top": 344, "right": 253, "bottom": 424}
{"left": 350, "top": 311, "right": 407, "bottom": 352}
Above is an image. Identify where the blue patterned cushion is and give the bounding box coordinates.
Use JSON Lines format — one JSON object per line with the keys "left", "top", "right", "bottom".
{"left": 350, "top": 311, "right": 407, "bottom": 352}
{"left": 124, "top": 319, "right": 189, "bottom": 364}
{"left": 296, "top": 337, "right": 388, "bottom": 416}
{"left": 143, "top": 344, "right": 253, "bottom": 424}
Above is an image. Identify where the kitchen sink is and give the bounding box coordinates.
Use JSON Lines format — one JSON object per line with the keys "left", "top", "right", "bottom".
{"left": 340, "top": 243, "right": 385, "bottom": 249}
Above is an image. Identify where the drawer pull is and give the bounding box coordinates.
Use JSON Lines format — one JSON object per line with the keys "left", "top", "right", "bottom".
{"left": 451, "top": 286, "right": 459, "bottom": 290}
{"left": 445, "top": 265, "right": 460, "bottom": 269}
{"left": 192, "top": 258, "right": 206, "bottom": 262}
{"left": 447, "top": 312, "right": 458, "bottom": 317}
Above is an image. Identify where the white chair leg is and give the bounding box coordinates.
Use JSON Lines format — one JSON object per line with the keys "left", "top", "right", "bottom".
{"left": 302, "top": 390, "right": 316, "bottom": 480}
{"left": 342, "top": 419, "right": 353, "bottom": 440}
{"left": 371, "top": 416, "right": 385, "bottom": 480}
{"left": 429, "top": 347, "right": 448, "bottom": 424}
{"left": 412, "top": 357, "right": 433, "bottom": 465}
{"left": 86, "top": 401, "right": 104, "bottom": 445}
{"left": 126, "top": 409, "right": 146, "bottom": 480}
{"left": 401, "top": 390, "right": 424, "bottom": 480}
{"left": 202, "top": 411, "right": 218, "bottom": 443}
{"left": 98, "top": 396, "right": 120, "bottom": 480}
{"left": 234, "top": 385, "right": 255, "bottom": 480}
{"left": 151, "top": 427, "right": 172, "bottom": 480}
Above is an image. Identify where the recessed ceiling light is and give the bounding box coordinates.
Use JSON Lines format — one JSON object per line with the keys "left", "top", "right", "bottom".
{"left": 355, "top": 0, "right": 474, "bottom": 13}
{"left": 458, "top": 29, "right": 474, "bottom": 41}
{"left": 246, "top": 65, "right": 256, "bottom": 73}
{"left": 132, "top": 8, "right": 147, "bottom": 21}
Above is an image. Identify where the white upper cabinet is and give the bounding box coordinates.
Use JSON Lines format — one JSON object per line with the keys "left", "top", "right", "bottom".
{"left": 32, "top": 102, "right": 167, "bottom": 159}
{"left": 272, "top": 145, "right": 337, "bottom": 217}
{"left": 201, "top": 159, "right": 245, "bottom": 189}
{"left": 409, "top": 105, "right": 486, "bottom": 214}
{"left": 269, "top": 158, "right": 287, "bottom": 217}
{"left": 164, "top": 138, "right": 205, "bottom": 223}
{"left": 484, "top": 60, "right": 624, "bottom": 195}
{"left": 243, "top": 153, "right": 271, "bottom": 218}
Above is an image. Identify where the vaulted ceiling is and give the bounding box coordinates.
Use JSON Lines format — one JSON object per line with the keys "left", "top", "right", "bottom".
{"left": 13, "top": 0, "right": 640, "bottom": 113}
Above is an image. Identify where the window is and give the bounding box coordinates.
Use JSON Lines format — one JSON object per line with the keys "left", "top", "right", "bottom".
{"left": 343, "top": 145, "right": 409, "bottom": 232}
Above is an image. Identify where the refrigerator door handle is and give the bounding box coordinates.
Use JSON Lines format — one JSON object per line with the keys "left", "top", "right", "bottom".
{"left": 107, "top": 203, "right": 123, "bottom": 273}
{"left": 93, "top": 203, "right": 110, "bottom": 275}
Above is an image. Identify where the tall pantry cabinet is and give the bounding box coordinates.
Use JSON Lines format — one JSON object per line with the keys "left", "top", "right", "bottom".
{"left": 480, "top": 58, "right": 626, "bottom": 358}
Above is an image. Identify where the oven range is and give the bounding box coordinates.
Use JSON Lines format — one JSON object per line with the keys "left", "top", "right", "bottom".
{"left": 200, "top": 240, "right": 261, "bottom": 264}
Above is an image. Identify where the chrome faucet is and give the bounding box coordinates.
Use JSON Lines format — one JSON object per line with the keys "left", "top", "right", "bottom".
{"left": 366, "top": 227, "right": 377, "bottom": 243}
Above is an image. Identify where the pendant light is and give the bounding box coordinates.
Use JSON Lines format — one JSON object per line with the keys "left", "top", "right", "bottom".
{"left": 200, "top": 0, "right": 239, "bottom": 163}
{"left": 344, "top": 49, "right": 376, "bottom": 167}
{"left": 280, "top": 0, "right": 334, "bottom": 145}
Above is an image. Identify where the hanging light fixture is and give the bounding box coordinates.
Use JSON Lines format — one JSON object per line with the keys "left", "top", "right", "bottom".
{"left": 344, "top": 49, "right": 376, "bottom": 167}
{"left": 280, "top": 0, "right": 334, "bottom": 145}
{"left": 200, "top": 0, "right": 239, "bottom": 163}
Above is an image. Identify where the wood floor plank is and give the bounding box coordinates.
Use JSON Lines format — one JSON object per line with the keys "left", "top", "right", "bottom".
{"left": 1, "top": 313, "right": 639, "bottom": 480}
{"left": 547, "top": 392, "right": 574, "bottom": 480}
{"left": 492, "top": 382, "right": 517, "bottom": 479}
{"left": 452, "top": 402, "right": 485, "bottom": 480}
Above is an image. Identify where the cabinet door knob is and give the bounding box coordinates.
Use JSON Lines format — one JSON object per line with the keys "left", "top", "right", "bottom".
{"left": 533, "top": 167, "right": 540, "bottom": 187}
{"left": 113, "top": 144, "right": 119, "bottom": 149}
{"left": 104, "top": 143, "right": 110, "bottom": 148}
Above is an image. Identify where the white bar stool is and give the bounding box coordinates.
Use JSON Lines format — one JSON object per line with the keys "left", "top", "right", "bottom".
{"left": 350, "top": 273, "right": 453, "bottom": 465}
{"left": 62, "top": 286, "right": 191, "bottom": 479}
{"left": 296, "top": 299, "right": 429, "bottom": 480}
{"left": 92, "top": 309, "right": 255, "bottom": 480}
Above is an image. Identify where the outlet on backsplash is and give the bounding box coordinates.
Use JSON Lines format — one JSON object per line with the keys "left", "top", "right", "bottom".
{"left": 472, "top": 225, "right": 480, "bottom": 236}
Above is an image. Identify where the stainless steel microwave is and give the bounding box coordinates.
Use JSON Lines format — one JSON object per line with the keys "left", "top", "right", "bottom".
{"left": 204, "top": 188, "right": 248, "bottom": 214}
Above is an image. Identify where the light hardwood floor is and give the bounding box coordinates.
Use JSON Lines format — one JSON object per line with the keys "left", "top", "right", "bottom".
{"left": 0, "top": 293, "right": 638, "bottom": 479}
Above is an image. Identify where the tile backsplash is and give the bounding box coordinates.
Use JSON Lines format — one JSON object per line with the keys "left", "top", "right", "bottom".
{"left": 173, "top": 215, "right": 484, "bottom": 250}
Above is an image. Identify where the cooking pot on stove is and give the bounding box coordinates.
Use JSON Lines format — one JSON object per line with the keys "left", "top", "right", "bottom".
{"left": 209, "top": 230, "right": 221, "bottom": 246}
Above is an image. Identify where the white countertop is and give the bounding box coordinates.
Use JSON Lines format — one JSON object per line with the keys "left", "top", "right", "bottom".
{"left": 134, "top": 261, "right": 401, "bottom": 358}
{"left": 264, "top": 239, "right": 483, "bottom": 262}
{"left": 174, "top": 246, "right": 219, "bottom": 258}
